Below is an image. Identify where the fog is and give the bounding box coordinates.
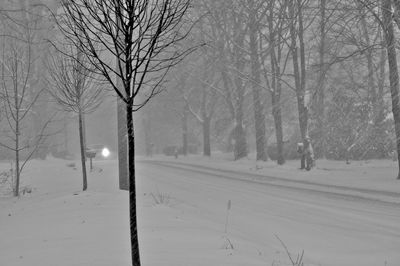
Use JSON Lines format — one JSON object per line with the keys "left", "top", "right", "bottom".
{"left": 1, "top": 1, "right": 400, "bottom": 266}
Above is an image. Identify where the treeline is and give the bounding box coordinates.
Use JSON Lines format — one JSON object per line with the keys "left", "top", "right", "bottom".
{"left": 141, "top": 0, "right": 400, "bottom": 172}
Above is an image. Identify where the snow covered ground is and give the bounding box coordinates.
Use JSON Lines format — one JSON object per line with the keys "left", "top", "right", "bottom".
{"left": 1, "top": 156, "right": 400, "bottom": 265}
{"left": 148, "top": 152, "right": 400, "bottom": 195}
{"left": 0, "top": 159, "right": 131, "bottom": 266}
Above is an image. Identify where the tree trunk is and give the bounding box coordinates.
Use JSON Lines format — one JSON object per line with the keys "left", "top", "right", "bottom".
{"left": 81, "top": 112, "right": 87, "bottom": 152}
{"left": 377, "top": 29, "right": 388, "bottom": 157}
{"left": 220, "top": 69, "right": 235, "bottom": 153}
{"left": 298, "top": 0, "right": 308, "bottom": 140}
{"left": 203, "top": 117, "right": 211, "bottom": 156}
{"left": 268, "top": 1, "right": 285, "bottom": 165}
{"left": 182, "top": 103, "right": 188, "bottom": 156}
{"left": 377, "top": 33, "right": 386, "bottom": 123}
{"left": 233, "top": 69, "right": 247, "bottom": 160}
{"left": 232, "top": 11, "right": 248, "bottom": 161}
{"left": 78, "top": 110, "right": 87, "bottom": 191}
{"left": 117, "top": 96, "right": 128, "bottom": 190}
{"left": 126, "top": 101, "right": 141, "bottom": 265}
{"left": 14, "top": 119, "right": 20, "bottom": 197}
{"left": 316, "top": 0, "right": 327, "bottom": 158}
{"left": 252, "top": 86, "right": 267, "bottom": 161}
{"left": 272, "top": 95, "right": 285, "bottom": 165}
{"left": 234, "top": 111, "right": 247, "bottom": 160}
{"left": 382, "top": 0, "right": 400, "bottom": 179}
{"left": 249, "top": 0, "right": 267, "bottom": 161}
{"left": 290, "top": 0, "right": 308, "bottom": 141}
{"left": 270, "top": 61, "right": 285, "bottom": 165}
{"left": 359, "top": 2, "right": 381, "bottom": 157}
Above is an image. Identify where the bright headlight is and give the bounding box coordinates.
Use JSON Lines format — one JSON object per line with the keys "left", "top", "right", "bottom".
{"left": 102, "top": 147, "right": 110, "bottom": 158}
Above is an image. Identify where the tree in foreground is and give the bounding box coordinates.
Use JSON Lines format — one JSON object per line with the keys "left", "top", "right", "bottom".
{"left": 47, "top": 43, "right": 104, "bottom": 191}
{"left": 58, "top": 0, "right": 194, "bottom": 264}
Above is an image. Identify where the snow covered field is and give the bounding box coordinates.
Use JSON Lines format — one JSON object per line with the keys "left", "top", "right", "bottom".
{"left": 1, "top": 156, "right": 400, "bottom": 265}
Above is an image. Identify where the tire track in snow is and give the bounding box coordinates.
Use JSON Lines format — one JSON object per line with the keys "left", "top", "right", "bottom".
{"left": 139, "top": 159, "right": 400, "bottom": 207}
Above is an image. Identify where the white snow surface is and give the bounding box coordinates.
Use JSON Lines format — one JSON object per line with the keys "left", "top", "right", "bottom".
{"left": 0, "top": 155, "right": 400, "bottom": 266}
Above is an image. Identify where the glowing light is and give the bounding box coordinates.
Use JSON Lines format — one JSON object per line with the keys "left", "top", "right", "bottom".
{"left": 102, "top": 147, "right": 110, "bottom": 158}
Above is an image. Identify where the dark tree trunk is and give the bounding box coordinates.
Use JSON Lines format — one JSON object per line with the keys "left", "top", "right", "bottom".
{"left": 249, "top": 0, "right": 267, "bottom": 161}
{"left": 78, "top": 110, "right": 87, "bottom": 191}
{"left": 298, "top": 0, "right": 308, "bottom": 140}
{"left": 293, "top": 47, "right": 307, "bottom": 140}
{"left": 382, "top": 0, "right": 400, "bottom": 179}
{"left": 126, "top": 101, "right": 141, "bottom": 265}
{"left": 203, "top": 117, "right": 211, "bottom": 156}
{"left": 182, "top": 103, "right": 188, "bottom": 156}
{"left": 117, "top": 97, "right": 128, "bottom": 190}
{"left": 81, "top": 113, "right": 87, "bottom": 153}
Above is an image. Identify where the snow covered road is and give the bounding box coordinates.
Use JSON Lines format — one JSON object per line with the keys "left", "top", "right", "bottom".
{"left": 1, "top": 158, "right": 399, "bottom": 266}
{"left": 138, "top": 160, "right": 400, "bottom": 266}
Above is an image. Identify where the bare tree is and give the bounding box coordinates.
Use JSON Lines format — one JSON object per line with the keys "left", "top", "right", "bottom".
{"left": 158, "top": 69, "right": 191, "bottom": 156}
{"left": 47, "top": 43, "right": 104, "bottom": 191}
{"left": 204, "top": 0, "right": 249, "bottom": 160}
{"left": 358, "top": 0, "right": 400, "bottom": 178}
{"left": 243, "top": 0, "right": 268, "bottom": 161}
{"left": 15, "top": 0, "right": 58, "bottom": 159}
{"left": 57, "top": 1, "right": 195, "bottom": 264}
{"left": 314, "top": 0, "right": 328, "bottom": 158}
{"left": 288, "top": 0, "right": 309, "bottom": 169}
{"left": 263, "top": 0, "right": 289, "bottom": 165}
{"left": 183, "top": 56, "right": 220, "bottom": 157}
{"left": 0, "top": 22, "right": 53, "bottom": 197}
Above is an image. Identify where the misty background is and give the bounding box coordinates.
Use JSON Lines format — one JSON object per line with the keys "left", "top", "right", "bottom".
{"left": 0, "top": 0, "right": 398, "bottom": 167}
